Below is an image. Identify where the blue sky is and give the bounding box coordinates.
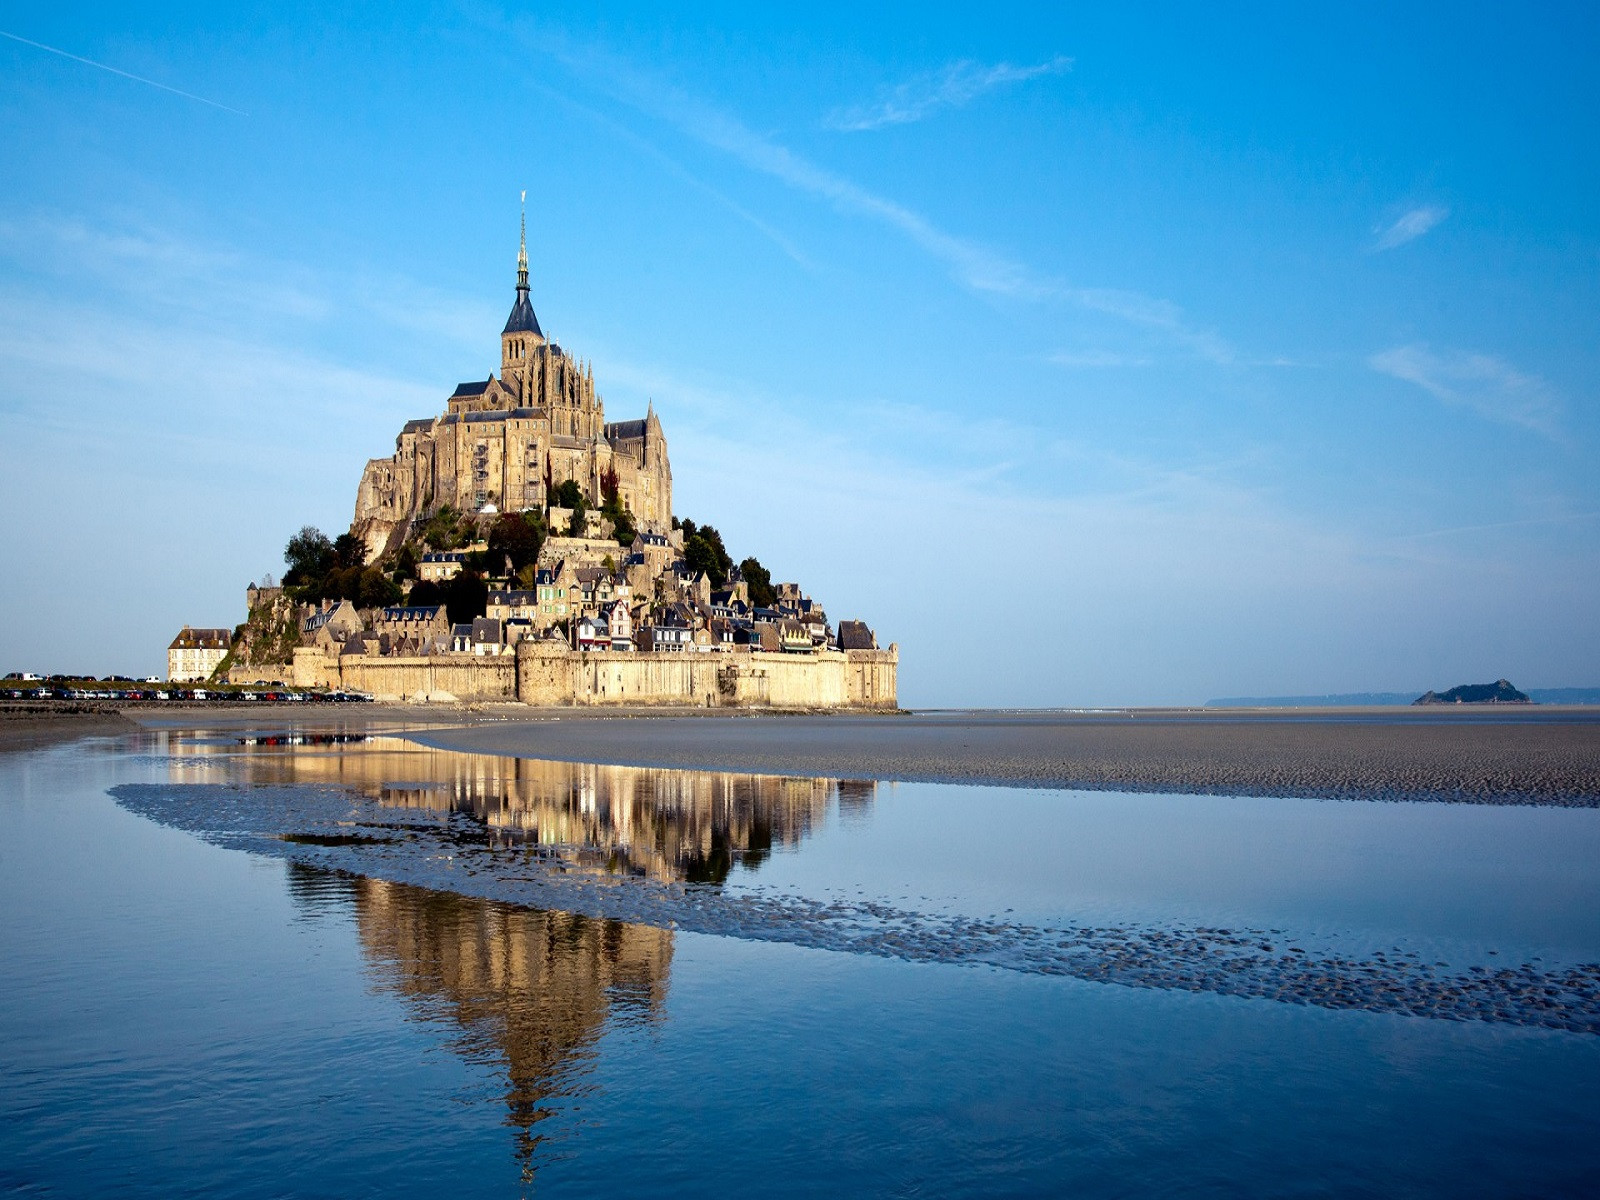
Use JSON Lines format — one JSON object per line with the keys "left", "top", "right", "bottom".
{"left": 1, "top": 2, "right": 1596, "bottom": 705}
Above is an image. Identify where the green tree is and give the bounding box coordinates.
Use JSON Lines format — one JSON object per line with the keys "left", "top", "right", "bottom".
{"left": 407, "top": 580, "right": 445, "bottom": 608}
{"left": 552, "top": 479, "right": 584, "bottom": 509}
{"left": 332, "top": 532, "right": 366, "bottom": 570}
{"left": 357, "top": 567, "right": 402, "bottom": 608}
{"left": 443, "top": 571, "right": 489, "bottom": 625}
{"left": 488, "top": 512, "right": 543, "bottom": 570}
{"left": 420, "top": 506, "right": 462, "bottom": 550}
{"left": 317, "top": 565, "right": 359, "bottom": 602}
{"left": 739, "top": 556, "right": 775, "bottom": 609}
{"left": 393, "top": 543, "right": 418, "bottom": 581}
{"left": 283, "top": 526, "right": 335, "bottom": 588}
{"left": 682, "top": 521, "right": 732, "bottom": 587}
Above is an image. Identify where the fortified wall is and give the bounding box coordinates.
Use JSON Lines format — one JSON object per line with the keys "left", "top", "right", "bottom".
{"left": 291, "top": 642, "right": 897, "bottom": 709}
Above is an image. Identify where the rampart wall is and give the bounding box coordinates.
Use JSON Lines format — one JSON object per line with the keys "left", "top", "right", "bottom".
{"left": 287, "top": 643, "right": 897, "bottom": 708}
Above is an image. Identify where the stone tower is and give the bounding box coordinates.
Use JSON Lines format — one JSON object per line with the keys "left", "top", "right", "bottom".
{"left": 501, "top": 195, "right": 544, "bottom": 380}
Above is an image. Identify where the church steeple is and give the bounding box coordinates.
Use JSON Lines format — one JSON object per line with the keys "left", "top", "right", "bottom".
{"left": 516, "top": 197, "right": 529, "bottom": 291}
{"left": 502, "top": 191, "right": 544, "bottom": 378}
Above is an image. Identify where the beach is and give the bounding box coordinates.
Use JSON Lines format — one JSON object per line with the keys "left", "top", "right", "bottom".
{"left": 0, "top": 704, "right": 142, "bottom": 753}
{"left": 99, "top": 702, "right": 1600, "bottom": 806}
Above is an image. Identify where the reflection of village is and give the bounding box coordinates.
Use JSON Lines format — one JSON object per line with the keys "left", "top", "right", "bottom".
{"left": 286, "top": 864, "right": 671, "bottom": 1179}
{"left": 166, "top": 733, "right": 875, "bottom": 1181}
{"left": 181, "top": 735, "right": 877, "bottom": 885}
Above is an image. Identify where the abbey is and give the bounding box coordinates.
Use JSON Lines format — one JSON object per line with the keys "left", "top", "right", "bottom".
{"left": 353, "top": 215, "right": 672, "bottom": 560}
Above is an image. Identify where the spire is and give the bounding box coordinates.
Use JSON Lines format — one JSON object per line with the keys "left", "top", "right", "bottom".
{"left": 502, "top": 190, "right": 543, "bottom": 338}
{"left": 517, "top": 189, "right": 528, "bottom": 291}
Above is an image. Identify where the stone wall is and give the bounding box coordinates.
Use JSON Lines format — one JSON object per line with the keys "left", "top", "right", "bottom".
{"left": 515, "top": 643, "right": 897, "bottom": 709}
{"left": 291, "top": 649, "right": 517, "bottom": 702}
{"left": 290, "top": 642, "right": 896, "bottom": 708}
{"left": 228, "top": 663, "right": 295, "bottom": 685}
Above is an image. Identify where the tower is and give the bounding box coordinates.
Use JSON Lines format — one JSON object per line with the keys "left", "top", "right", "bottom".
{"left": 501, "top": 192, "right": 545, "bottom": 381}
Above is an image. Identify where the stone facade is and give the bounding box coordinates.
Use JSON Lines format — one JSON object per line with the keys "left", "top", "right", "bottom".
{"left": 288, "top": 640, "right": 898, "bottom": 709}
{"left": 167, "top": 626, "right": 230, "bottom": 683}
{"left": 352, "top": 217, "right": 671, "bottom": 561}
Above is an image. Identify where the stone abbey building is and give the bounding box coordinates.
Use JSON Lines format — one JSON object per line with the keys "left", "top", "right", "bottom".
{"left": 353, "top": 215, "right": 672, "bottom": 560}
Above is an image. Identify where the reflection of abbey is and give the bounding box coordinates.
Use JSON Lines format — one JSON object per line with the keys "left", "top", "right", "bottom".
{"left": 208, "top": 734, "right": 872, "bottom": 886}
{"left": 326, "top": 871, "right": 670, "bottom": 1175}
{"left": 353, "top": 212, "right": 671, "bottom": 561}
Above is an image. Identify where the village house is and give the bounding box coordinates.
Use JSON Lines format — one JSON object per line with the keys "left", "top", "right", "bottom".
{"left": 374, "top": 604, "right": 450, "bottom": 647}
{"left": 636, "top": 604, "right": 694, "bottom": 652}
{"left": 606, "top": 599, "right": 634, "bottom": 651}
{"left": 302, "top": 599, "right": 363, "bottom": 652}
{"left": 486, "top": 589, "right": 539, "bottom": 623}
{"left": 449, "top": 617, "right": 508, "bottom": 655}
{"left": 417, "top": 551, "right": 468, "bottom": 582}
{"left": 778, "top": 619, "right": 813, "bottom": 653}
{"left": 836, "top": 620, "right": 878, "bottom": 651}
{"left": 574, "top": 565, "right": 625, "bottom": 610}
{"left": 167, "top": 626, "right": 231, "bottom": 682}
{"left": 574, "top": 612, "right": 609, "bottom": 651}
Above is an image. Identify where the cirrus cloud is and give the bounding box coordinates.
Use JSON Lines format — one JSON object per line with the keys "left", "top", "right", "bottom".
{"left": 1370, "top": 343, "right": 1560, "bottom": 437}
{"left": 827, "top": 55, "right": 1073, "bottom": 132}
{"left": 1373, "top": 205, "right": 1449, "bottom": 251}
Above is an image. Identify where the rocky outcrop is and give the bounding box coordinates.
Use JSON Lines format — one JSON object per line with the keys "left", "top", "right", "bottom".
{"left": 1414, "top": 679, "right": 1531, "bottom": 705}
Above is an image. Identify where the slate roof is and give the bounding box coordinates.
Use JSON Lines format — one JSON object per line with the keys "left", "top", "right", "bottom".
{"left": 503, "top": 286, "right": 543, "bottom": 337}
{"left": 168, "top": 627, "right": 230, "bottom": 651}
{"left": 837, "top": 620, "right": 876, "bottom": 651}
{"left": 451, "top": 379, "right": 492, "bottom": 398}
{"left": 606, "top": 419, "right": 647, "bottom": 440}
{"left": 381, "top": 605, "right": 443, "bottom": 621}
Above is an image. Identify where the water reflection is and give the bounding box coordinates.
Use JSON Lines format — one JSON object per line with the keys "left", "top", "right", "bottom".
{"left": 179, "top": 735, "right": 875, "bottom": 885}
{"left": 287, "top": 862, "right": 672, "bottom": 1180}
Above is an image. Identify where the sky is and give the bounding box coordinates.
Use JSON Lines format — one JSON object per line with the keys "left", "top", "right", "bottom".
{"left": 0, "top": 2, "right": 1596, "bottom": 706}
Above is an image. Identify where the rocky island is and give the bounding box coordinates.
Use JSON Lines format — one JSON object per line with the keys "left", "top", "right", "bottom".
{"left": 209, "top": 215, "right": 896, "bottom": 708}
{"left": 1414, "top": 679, "right": 1532, "bottom": 705}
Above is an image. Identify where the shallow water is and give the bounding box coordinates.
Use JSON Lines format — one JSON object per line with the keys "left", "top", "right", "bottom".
{"left": 4, "top": 726, "right": 1599, "bottom": 1195}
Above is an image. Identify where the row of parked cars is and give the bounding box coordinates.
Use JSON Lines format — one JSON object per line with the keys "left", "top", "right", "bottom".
{"left": 2, "top": 684, "right": 372, "bottom": 703}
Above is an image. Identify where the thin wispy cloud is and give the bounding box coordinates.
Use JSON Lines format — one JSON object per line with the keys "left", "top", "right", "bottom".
{"left": 506, "top": 27, "right": 1239, "bottom": 365}
{"left": 827, "top": 55, "right": 1073, "bottom": 132}
{"left": 1048, "top": 350, "right": 1149, "bottom": 369}
{"left": 526, "top": 32, "right": 1043, "bottom": 297}
{"left": 0, "top": 212, "right": 512, "bottom": 352}
{"left": 1370, "top": 343, "right": 1560, "bottom": 436}
{"left": 1392, "top": 510, "right": 1600, "bottom": 542}
{"left": 1373, "top": 205, "right": 1449, "bottom": 251}
{"left": 513, "top": 72, "right": 817, "bottom": 270}
{"left": 0, "top": 29, "right": 246, "bottom": 115}
{"left": 1070, "top": 288, "right": 1236, "bottom": 365}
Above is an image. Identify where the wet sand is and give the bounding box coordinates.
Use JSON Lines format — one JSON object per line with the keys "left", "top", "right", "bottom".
{"left": 61, "top": 703, "right": 1600, "bottom": 806}
{"left": 404, "top": 708, "right": 1600, "bottom": 807}
{"left": 0, "top": 705, "right": 141, "bottom": 753}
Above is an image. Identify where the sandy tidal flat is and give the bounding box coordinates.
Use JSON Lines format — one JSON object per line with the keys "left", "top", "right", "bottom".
{"left": 405, "top": 708, "right": 1600, "bottom": 806}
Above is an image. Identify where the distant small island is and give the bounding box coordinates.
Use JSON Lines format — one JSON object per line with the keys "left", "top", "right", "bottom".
{"left": 1413, "top": 680, "right": 1531, "bottom": 706}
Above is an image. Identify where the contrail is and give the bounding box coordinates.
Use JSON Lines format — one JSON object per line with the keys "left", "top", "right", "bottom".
{"left": 0, "top": 29, "right": 246, "bottom": 115}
